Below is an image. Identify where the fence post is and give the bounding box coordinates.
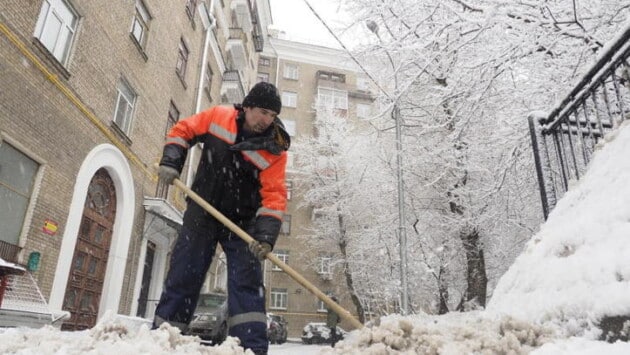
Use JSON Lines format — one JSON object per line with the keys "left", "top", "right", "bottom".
{"left": 528, "top": 113, "right": 550, "bottom": 220}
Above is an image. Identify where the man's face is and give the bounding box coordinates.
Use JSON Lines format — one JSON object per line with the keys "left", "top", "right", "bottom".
{"left": 243, "top": 106, "right": 278, "bottom": 133}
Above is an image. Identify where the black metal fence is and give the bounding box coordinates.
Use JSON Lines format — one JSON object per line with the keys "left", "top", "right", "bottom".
{"left": 529, "top": 24, "right": 630, "bottom": 219}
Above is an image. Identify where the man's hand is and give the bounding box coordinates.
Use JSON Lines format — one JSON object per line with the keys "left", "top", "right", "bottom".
{"left": 158, "top": 165, "right": 179, "bottom": 185}
{"left": 248, "top": 240, "right": 272, "bottom": 261}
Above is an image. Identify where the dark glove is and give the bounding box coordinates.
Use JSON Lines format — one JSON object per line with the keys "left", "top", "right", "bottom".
{"left": 248, "top": 240, "right": 272, "bottom": 261}
{"left": 158, "top": 165, "right": 179, "bottom": 185}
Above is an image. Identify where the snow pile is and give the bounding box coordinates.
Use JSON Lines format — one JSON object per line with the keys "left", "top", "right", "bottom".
{"left": 0, "top": 313, "right": 250, "bottom": 355}
{"left": 488, "top": 120, "right": 630, "bottom": 328}
{"left": 325, "top": 313, "right": 554, "bottom": 354}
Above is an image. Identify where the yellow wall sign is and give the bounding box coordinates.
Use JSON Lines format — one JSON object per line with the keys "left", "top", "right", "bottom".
{"left": 43, "top": 220, "right": 58, "bottom": 236}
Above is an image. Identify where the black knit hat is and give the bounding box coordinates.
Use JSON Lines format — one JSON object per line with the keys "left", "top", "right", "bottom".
{"left": 242, "top": 82, "right": 282, "bottom": 114}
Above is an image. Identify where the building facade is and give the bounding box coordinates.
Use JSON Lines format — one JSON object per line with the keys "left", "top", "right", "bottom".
{"left": 0, "top": 0, "right": 267, "bottom": 330}
{"left": 255, "top": 34, "right": 375, "bottom": 336}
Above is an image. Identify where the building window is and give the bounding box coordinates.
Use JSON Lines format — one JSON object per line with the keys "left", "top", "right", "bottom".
{"left": 317, "top": 87, "right": 348, "bottom": 110}
{"left": 357, "top": 103, "right": 372, "bottom": 119}
{"left": 282, "top": 91, "right": 297, "bottom": 108}
{"left": 286, "top": 180, "right": 293, "bottom": 200}
{"left": 283, "top": 63, "right": 299, "bottom": 80}
{"left": 166, "top": 101, "right": 180, "bottom": 134}
{"left": 258, "top": 57, "right": 270, "bottom": 66}
{"left": 204, "top": 64, "right": 214, "bottom": 99}
{"left": 113, "top": 78, "right": 137, "bottom": 135}
{"left": 270, "top": 288, "right": 288, "bottom": 309}
{"left": 317, "top": 299, "right": 327, "bottom": 313}
{"left": 0, "top": 141, "right": 40, "bottom": 245}
{"left": 185, "top": 0, "right": 198, "bottom": 20}
{"left": 33, "top": 0, "right": 78, "bottom": 65}
{"left": 286, "top": 152, "right": 294, "bottom": 170}
{"left": 256, "top": 72, "right": 269, "bottom": 83}
{"left": 318, "top": 255, "right": 332, "bottom": 276}
{"left": 318, "top": 71, "right": 345, "bottom": 83}
{"left": 272, "top": 250, "right": 289, "bottom": 271}
{"left": 131, "top": 0, "right": 151, "bottom": 49}
{"left": 176, "top": 38, "right": 190, "bottom": 82}
{"left": 357, "top": 76, "right": 370, "bottom": 91}
{"left": 280, "top": 214, "right": 291, "bottom": 235}
{"left": 280, "top": 119, "right": 296, "bottom": 137}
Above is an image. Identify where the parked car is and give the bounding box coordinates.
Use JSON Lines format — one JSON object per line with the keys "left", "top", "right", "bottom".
{"left": 186, "top": 292, "right": 228, "bottom": 344}
{"left": 267, "top": 313, "right": 288, "bottom": 344}
{"left": 301, "top": 322, "right": 346, "bottom": 344}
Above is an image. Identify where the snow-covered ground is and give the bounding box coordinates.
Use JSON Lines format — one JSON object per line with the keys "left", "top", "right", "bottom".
{"left": 1, "top": 123, "right": 629, "bottom": 354}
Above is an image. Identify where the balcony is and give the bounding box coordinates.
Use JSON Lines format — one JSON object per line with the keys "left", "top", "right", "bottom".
{"left": 226, "top": 28, "right": 248, "bottom": 70}
{"left": 230, "top": 0, "right": 252, "bottom": 33}
{"left": 220, "top": 70, "right": 245, "bottom": 104}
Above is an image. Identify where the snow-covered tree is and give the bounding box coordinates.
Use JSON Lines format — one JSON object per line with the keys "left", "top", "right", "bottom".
{"left": 333, "top": 0, "right": 630, "bottom": 313}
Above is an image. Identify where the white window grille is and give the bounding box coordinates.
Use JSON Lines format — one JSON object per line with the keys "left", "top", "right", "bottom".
{"left": 317, "top": 299, "right": 327, "bottom": 312}
{"left": 317, "top": 87, "right": 348, "bottom": 110}
{"left": 131, "top": 0, "right": 151, "bottom": 49}
{"left": 113, "top": 78, "right": 137, "bottom": 135}
{"left": 283, "top": 64, "right": 299, "bottom": 80}
{"left": 272, "top": 250, "right": 289, "bottom": 271}
{"left": 176, "top": 38, "right": 190, "bottom": 81}
{"left": 33, "top": 0, "right": 78, "bottom": 65}
{"left": 282, "top": 91, "right": 297, "bottom": 108}
{"left": 270, "top": 288, "right": 288, "bottom": 309}
{"left": 280, "top": 119, "right": 296, "bottom": 137}
{"left": 356, "top": 76, "right": 370, "bottom": 92}
{"left": 318, "top": 255, "right": 332, "bottom": 278}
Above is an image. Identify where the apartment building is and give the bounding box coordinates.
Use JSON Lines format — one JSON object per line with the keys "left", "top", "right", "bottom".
{"left": 0, "top": 0, "right": 267, "bottom": 330}
{"left": 253, "top": 33, "right": 376, "bottom": 336}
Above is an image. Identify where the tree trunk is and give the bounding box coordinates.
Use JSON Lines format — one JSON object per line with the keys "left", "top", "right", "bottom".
{"left": 337, "top": 212, "right": 366, "bottom": 323}
{"left": 437, "top": 265, "right": 449, "bottom": 314}
{"left": 460, "top": 228, "right": 487, "bottom": 308}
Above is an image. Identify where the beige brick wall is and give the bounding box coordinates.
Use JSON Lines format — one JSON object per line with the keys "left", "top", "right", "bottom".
{"left": 0, "top": 0, "right": 218, "bottom": 315}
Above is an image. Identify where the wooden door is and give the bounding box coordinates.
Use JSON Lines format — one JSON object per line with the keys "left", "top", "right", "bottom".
{"left": 62, "top": 169, "right": 116, "bottom": 330}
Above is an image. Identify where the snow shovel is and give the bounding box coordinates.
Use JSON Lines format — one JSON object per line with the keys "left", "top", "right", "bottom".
{"left": 155, "top": 165, "right": 364, "bottom": 330}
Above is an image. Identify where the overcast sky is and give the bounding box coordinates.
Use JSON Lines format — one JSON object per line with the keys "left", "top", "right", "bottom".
{"left": 268, "top": 0, "right": 349, "bottom": 48}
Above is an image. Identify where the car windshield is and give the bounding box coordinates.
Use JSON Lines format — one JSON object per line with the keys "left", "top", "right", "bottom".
{"left": 196, "top": 294, "right": 226, "bottom": 310}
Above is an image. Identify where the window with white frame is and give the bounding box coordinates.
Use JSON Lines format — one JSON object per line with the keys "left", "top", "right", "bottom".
{"left": 280, "top": 119, "right": 296, "bottom": 137}
{"left": 317, "top": 299, "right": 327, "bottom": 312}
{"left": 131, "top": 0, "right": 151, "bottom": 50}
{"left": 256, "top": 72, "right": 269, "bottom": 83}
{"left": 113, "top": 78, "right": 137, "bottom": 135}
{"left": 33, "top": 0, "right": 78, "bottom": 65}
{"left": 357, "top": 103, "right": 372, "bottom": 119}
{"left": 318, "top": 255, "right": 332, "bottom": 276}
{"left": 283, "top": 63, "right": 299, "bottom": 80}
{"left": 282, "top": 91, "right": 297, "bottom": 108}
{"left": 356, "top": 76, "right": 370, "bottom": 92}
{"left": 258, "top": 57, "right": 270, "bottom": 66}
{"left": 272, "top": 250, "right": 289, "bottom": 271}
{"left": 176, "top": 38, "right": 190, "bottom": 82}
{"left": 270, "top": 288, "right": 288, "bottom": 309}
{"left": 0, "top": 141, "right": 40, "bottom": 245}
{"left": 280, "top": 214, "right": 291, "bottom": 235}
{"left": 286, "top": 151, "right": 294, "bottom": 169}
{"left": 317, "top": 87, "right": 348, "bottom": 110}
{"left": 286, "top": 180, "right": 293, "bottom": 200}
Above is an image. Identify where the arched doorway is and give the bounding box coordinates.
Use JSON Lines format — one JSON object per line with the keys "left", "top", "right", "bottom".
{"left": 61, "top": 168, "right": 116, "bottom": 330}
